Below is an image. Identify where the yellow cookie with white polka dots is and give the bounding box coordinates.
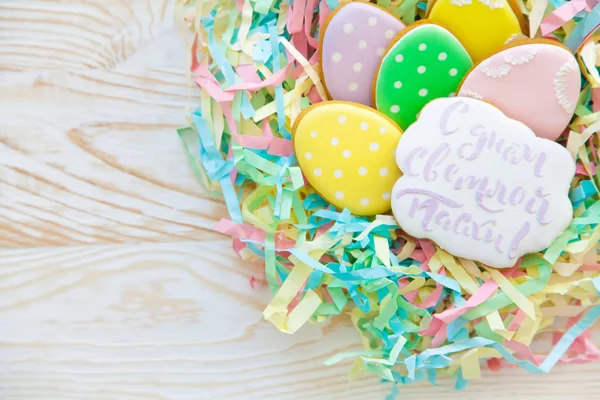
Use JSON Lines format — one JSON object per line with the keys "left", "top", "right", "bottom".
{"left": 293, "top": 101, "right": 403, "bottom": 216}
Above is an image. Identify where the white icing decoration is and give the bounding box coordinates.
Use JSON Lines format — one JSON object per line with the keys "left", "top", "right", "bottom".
{"left": 504, "top": 34, "right": 519, "bottom": 44}
{"left": 504, "top": 33, "right": 528, "bottom": 45}
{"left": 459, "top": 90, "right": 484, "bottom": 100}
{"left": 554, "top": 58, "right": 579, "bottom": 114}
{"left": 391, "top": 97, "right": 575, "bottom": 269}
{"left": 478, "top": 0, "right": 505, "bottom": 9}
{"left": 450, "top": 0, "right": 505, "bottom": 10}
{"left": 450, "top": 0, "right": 472, "bottom": 6}
{"left": 480, "top": 59, "right": 511, "bottom": 78}
{"left": 504, "top": 47, "right": 538, "bottom": 66}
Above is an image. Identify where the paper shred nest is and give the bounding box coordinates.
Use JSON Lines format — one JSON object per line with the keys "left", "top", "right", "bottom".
{"left": 175, "top": 0, "right": 600, "bottom": 390}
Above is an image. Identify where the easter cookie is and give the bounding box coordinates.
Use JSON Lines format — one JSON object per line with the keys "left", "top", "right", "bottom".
{"left": 458, "top": 41, "right": 581, "bottom": 141}
{"left": 428, "top": 0, "right": 523, "bottom": 63}
{"left": 391, "top": 97, "right": 575, "bottom": 268}
{"left": 320, "top": 1, "right": 406, "bottom": 107}
{"left": 293, "top": 101, "right": 403, "bottom": 216}
{"left": 374, "top": 22, "right": 472, "bottom": 130}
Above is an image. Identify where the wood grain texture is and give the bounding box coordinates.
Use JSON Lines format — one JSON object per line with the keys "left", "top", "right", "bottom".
{"left": 0, "top": 0, "right": 229, "bottom": 247}
{"left": 0, "top": 1, "right": 599, "bottom": 399}
{"left": 1, "top": 242, "right": 600, "bottom": 400}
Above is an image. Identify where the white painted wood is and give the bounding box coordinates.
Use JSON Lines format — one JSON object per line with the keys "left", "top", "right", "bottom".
{"left": 0, "top": 0, "right": 227, "bottom": 247}
{"left": 0, "top": 1, "right": 598, "bottom": 399}
{"left": 0, "top": 242, "right": 599, "bottom": 399}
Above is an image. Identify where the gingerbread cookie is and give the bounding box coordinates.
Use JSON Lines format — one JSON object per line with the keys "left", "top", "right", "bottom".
{"left": 374, "top": 22, "right": 472, "bottom": 130}
{"left": 293, "top": 101, "right": 403, "bottom": 216}
{"left": 458, "top": 41, "right": 581, "bottom": 141}
{"left": 320, "top": 1, "right": 406, "bottom": 107}
{"left": 391, "top": 97, "right": 575, "bottom": 269}
{"left": 428, "top": 0, "right": 523, "bottom": 63}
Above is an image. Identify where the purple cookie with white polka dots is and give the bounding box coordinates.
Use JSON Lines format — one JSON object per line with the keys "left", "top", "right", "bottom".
{"left": 320, "top": 2, "right": 406, "bottom": 107}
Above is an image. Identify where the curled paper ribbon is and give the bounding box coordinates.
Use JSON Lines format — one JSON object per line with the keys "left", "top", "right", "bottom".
{"left": 176, "top": 0, "right": 600, "bottom": 394}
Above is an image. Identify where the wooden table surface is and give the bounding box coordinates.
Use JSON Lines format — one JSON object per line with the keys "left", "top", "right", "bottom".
{"left": 1, "top": 1, "right": 599, "bottom": 399}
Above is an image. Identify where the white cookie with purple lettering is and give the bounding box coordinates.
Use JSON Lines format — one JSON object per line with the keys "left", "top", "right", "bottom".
{"left": 391, "top": 97, "right": 575, "bottom": 268}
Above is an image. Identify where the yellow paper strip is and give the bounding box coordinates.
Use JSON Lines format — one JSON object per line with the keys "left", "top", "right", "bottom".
{"left": 374, "top": 236, "right": 390, "bottom": 267}
{"left": 396, "top": 240, "right": 416, "bottom": 263}
{"left": 263, "top": 262, "right": 312, "bottom": 328}
{"left": 486, "top": 267, "right": 536, "bottom": 319}
{"left": 440, "top": 251, "right": 479, "bottom": 294}
{"left": 399, "top": 277, "right": 426, "bottom": 294}
{"left": 285, "top": 289, "right": 322, "bottom": 333}
{"left": 459, "top": 258, "right": 482, "bottom": 278}
{"left": 567, "top": 120, "right": 600, "bottom": 158}
{"left": 461, "top": 348, "right": 482, "bottom": 380}
{"left": 253, "top": 78, "right": 313, "bottom": 122}
{"left": 280, "top": 37, "right": 329, "bottom": 101}
{"left": 485, "top": 310, "right": 505, "bottom": 333}
{"left": 513, "top": 313, "right": 539, "bottom": 345}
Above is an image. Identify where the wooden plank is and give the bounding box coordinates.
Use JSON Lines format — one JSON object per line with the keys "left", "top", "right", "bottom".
{"left": 0, "top": 0, "right": 175, "bottom": 71}
{"left": 0, "top": 66, "right": 229, "bottom": 247}
{"left": 0, "top": 0, "right": 229, "bottom": 247}
{"left": 0, "top": 241, "right": 599, "bottom": 400}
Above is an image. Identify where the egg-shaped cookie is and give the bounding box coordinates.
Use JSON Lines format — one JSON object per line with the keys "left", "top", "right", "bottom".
{"left": 428, "top": 0, "right": 523, "bottom": 63}
{"left": 458, "top": 41, "right": 581, "bottom": 141}
{"left": 293, "top": 101, "right": 403, "bottom": 216}
{"left": 374, "top": 22, "right": 472, "bottom": 130}
{"left": 320, "top": 1, "right": 406, "bottom": 107}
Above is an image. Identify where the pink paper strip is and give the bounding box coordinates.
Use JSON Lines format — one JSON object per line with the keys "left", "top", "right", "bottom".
{"left": 217, "top": 218, "right": 267, "bottom": 242}
{"left": 506, "top": 340, "right": 540, "bottom": 365}
{"left": 268, "top": 137, "right": 294, "bottom": 156}
{"left": 236, "top": 64, "right": 262, "bottom": 83}
{"left": 227, "top": 63, "right": 293, "bottom": 91}
{"left": 435, "top": 279, "right": 499, "bottom": 324}
{"left": 541, "top": 0, "right": 588, "bottom": 36}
